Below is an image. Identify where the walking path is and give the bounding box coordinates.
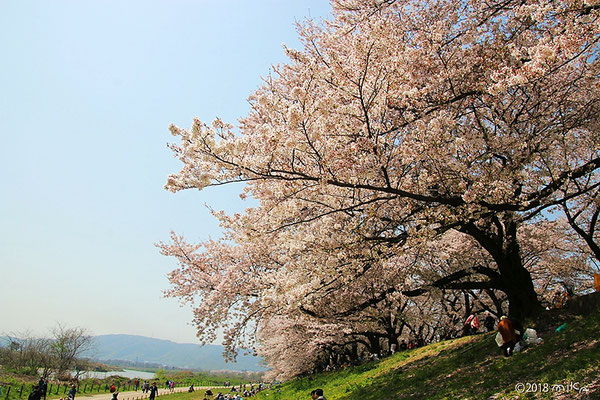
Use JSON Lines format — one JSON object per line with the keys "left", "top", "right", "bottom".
{"left": 73, "top": 386, "right": 225, "bottom": 400}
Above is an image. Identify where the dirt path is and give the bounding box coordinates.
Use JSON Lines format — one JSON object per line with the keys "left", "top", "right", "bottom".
{"left": 73, "top": 386, "right": 225, "bottom": 400}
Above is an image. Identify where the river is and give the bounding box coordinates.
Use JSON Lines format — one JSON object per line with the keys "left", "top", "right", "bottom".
{"left": 78, "top": 369, "right": 155, "bottom": 380}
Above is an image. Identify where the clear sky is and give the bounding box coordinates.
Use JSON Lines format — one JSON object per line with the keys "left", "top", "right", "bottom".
{"left": 0, "top": 0, "right": 331, "bottom": 344}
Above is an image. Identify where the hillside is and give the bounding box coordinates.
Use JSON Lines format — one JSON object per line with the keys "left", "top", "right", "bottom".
{"left": 84, "top": 334, "right": 264, "bottom": 372}
{"left": 254, "top": 304, "right": 600, "bottom": 399}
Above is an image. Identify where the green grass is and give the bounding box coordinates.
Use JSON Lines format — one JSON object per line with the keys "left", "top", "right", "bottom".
{"left": 0, "top": 378, "right": 227, "bottom": 400}
{"left": 0, "top": 385, "right": 228, "bottom": 400}
{"left": 153, "top": 369, "right": 256, "bottom": 387}
{"left": 254, "top": 308, "right": 600, "bottom": 399}
{"left": 0, "top": 368, "right": 251, "bottom": 400}
{"left": 116, "top": 389, "right": 224, "bottom": 400}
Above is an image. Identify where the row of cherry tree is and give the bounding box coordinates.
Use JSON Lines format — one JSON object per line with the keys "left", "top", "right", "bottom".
{"left": 159, "top": 0, "right": 600, "bottom": 380}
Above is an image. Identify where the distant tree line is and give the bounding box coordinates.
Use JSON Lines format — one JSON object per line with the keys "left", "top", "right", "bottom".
{"left": 0, "top": 325, "right": 93, "bottom": 380}
{"left": 99, "top": 359, "right": 168, "bottom": 370}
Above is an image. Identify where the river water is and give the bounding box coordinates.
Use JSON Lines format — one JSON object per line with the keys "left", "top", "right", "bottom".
{"left": 78, "top": 369, "right": 155, "bottom": 380}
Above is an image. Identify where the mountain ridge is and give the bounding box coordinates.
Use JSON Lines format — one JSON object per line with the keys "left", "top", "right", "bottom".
{"left": 85, "top": 334, "right": 264, "bottom": 372}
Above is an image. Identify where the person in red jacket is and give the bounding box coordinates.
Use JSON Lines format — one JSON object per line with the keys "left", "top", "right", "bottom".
{"left": 465, "top": 314, "right": 481, "bottom": 335}
{"left": 497, "top": 316, "right": 517, "bottom": 357}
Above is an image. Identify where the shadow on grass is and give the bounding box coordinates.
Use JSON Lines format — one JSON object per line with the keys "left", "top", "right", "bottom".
{"left": 255, "top": 308, "right": 600, "bottom": 400}
{"left": 336, "top": 310, "right": 600, "bottom": 400}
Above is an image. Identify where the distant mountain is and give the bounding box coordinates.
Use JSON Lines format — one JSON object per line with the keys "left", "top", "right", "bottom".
{"left": 84, "top": 334, "right": 264, "bottom": 372}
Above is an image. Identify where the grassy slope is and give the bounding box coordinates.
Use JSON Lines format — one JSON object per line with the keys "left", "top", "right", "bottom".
{"left": 254, "top": 308, "right": 600, "bottom": 399}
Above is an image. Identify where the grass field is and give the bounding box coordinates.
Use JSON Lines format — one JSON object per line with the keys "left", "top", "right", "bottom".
{"left": 3, "top": 306, "right": 598, "bottom": 400}
{"left": 253, "top": 307, "right": 600, "bottom": 399}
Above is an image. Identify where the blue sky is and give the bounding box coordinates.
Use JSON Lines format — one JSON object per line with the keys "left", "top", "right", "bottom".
{"left": 0, "top": 0, "right": 331, "bottom": 344}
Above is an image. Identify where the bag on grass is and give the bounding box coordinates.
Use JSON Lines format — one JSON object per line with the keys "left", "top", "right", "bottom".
{"left": 514, "top": 342, "right": 522, "bottom": 353}
{"left": 495, "top": 332, "right": 503, "bottom": 347}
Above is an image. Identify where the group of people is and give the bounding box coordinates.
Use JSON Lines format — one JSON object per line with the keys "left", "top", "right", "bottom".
{"left": 164, "top": 380, "right": 176, "bottom": 392}
{"left": 29, "top": 378, "right": 74, "bottom": 400}
{"left": 27, "top": 381, "right": 46, "bottom": 400}
{"left": 29, "top": 380, "right": 75, "bottom": 400}
{"left": 132, "top": 381, "right": 159, "bottom": 399}
{"left": 464, "top": 312, "right": 496, "bottom": 336}
{"left": 463, "top": 312, "right": 529, "bottom": 357}
{"left": 142, "top": 382, "right": 159, "bottom": 400}
{"left": 203, "top": 383, "right": 265, "bottom": 399}
{"left": 210, "top": 393, "right": 246, "bottom": 400}
{"left": 113, "top": 381, "right": 158, "bottom": 400}
{"left": 24, "top": 377, "right": 306, "bottom": 400}
{"left": 397, "top": 337, "right": 426, "bottom": 352}
{"left": 138, "top": 381, "right": 156, "bottom": 394}
{"left": 29, "top": 377, "right": 49, "bottom": 400}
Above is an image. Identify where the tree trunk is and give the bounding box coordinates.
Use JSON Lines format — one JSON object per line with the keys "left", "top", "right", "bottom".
{"left": 366, "top": 333, "right": 382, "bottom": 355}
{"left": 495, "top": 216, "right": 541, "bottom": 321}
{"left": 484, "top": 289, "right": 505, "bottom": 317}
{"left": 462, "top": 212, "right": 542, "bottom": 321}
{"left": 386, "top": 332, "right": 399, "bottom": 353}
{"left": 462, "top": 292, "right": 472, "bottom": 336}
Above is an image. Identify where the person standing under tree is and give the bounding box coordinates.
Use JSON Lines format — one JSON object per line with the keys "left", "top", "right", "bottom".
{"left": 497, "top": 316, "right": 517, "bottom": 357}
{"left": 484, "top": 312, "right": 495, "bottom": 332}
{"left": 464, "top": 314, "right": 480, "bottom": 335}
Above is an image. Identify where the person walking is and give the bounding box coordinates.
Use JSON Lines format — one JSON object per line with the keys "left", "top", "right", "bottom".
{"left": 149, "top": 383, "right": 159, "bottom": 400}
{"left": 67, "top": 384, "right": 77, "bottom": 400}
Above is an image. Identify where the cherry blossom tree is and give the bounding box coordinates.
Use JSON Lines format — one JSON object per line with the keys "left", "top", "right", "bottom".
{"left": 166, "top": 0, "right": 600, "bottom": 320}
{"left": 160, "top": 219, "right": 589, "bottom": 379}
{"left": 162, "top": 0, "right": 600, "bottom": 377}
{"left": 560, "top": 183, "right": 600, "bottom": 268}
